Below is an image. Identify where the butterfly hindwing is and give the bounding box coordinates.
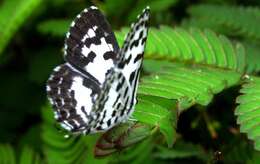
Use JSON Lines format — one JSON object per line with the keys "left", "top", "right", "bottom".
{"left": 88, "top": 69, "right": 132, "bottom": 132}
{"left": 47, "top": 63, "right": 101, "bottom": 133}
{"left": 64, "top": 6, "right": 119, "bottom": 84}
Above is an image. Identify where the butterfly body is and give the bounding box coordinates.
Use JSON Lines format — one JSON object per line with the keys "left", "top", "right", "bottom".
{"left": 47, "top": 6, "right": 150, "bottom": 134}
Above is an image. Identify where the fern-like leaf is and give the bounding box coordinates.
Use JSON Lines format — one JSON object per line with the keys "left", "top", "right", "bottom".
{"left": 19, "top": 146, "right": 41, "bottom": 164}
{"left": 242, "top": 41, "right": 260, "bottom": 73}
{"left": 235, "top": 76, "right": 260, "bottom": 151}
{"left": 184, "top": 4, "right": 260, "bottom": 41}
{"left": 0, "top": 0, "right": 42, "bottom": 55}
{"left": 154, "top": 141, "right": 210, "bottom": 161}
{"left": 41, "top": 105, "right": 89, "bottom": 163}
{"left": 116, "top": 26, "right": 246, "bottom": 72}
{"left": 134, "top": 95, "right": 177, "bottom": 146}
{"left": 140, "top": 61, "right": 241, "bottom": 110}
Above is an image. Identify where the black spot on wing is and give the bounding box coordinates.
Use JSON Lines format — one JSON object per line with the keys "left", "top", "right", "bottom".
{"left": 141, "top": 37, "right": 147, "bottom": 45}
{"left": 103, "top": 51, "right": 116, "bottom": 60}
{"left": 117, "top": 54, "right": 132, "bottom": 69}
{"left": 106, "top": 119, "right": 111, "bottom": 127}
{"left": 112, "top": 110, "right": 116, "bottom": 117}
{"left": 123, "top": 87, "right": 129, "bottom": 98}
{"left": 134, "top": 53, "right": 143, "bottom": 63}
{"left": 129, "top": 69, "right": 141, "bottom": 110}
{"left": 116, "top": 77, "right": 125, "bottom": 92}
{"left": 96, "top": 126, "right": 103, "bottom": 131}
{"left": 116, "top": 102, "right": 122, "bottom": 109}
{"left": 81, "top": 106, "right": 88, "bottom": 116}
{"left": 130, "top": 40, "right": 139, "bottom": 50}
{"left": 88, "top": 51, "right": 96, "bottom": 61}
{"left": 129, "top": 71, "right": 136, "bottom": 85}
{"left": 112, "top": 95, "right": 120, "bottom": 107}
{"left": 120, "top": 109, "right": 125, "bottom": 116}
{"left": 83, "top": 37, "right": 101, "bottom": 48}
{"left": 114, "top": 117, "right": 118, "bottom": 123}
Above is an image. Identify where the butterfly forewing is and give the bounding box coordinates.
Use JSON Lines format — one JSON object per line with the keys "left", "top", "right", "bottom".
{"left": 118, "top": 7, "right": 150, "bottom": 112}
{"left": 47, "top": 6, "right": 150, "bottom": 134}
{"left": 89, "top": 7, "right": 150, "bottom": 132}
{"left": 64, "top": 6, "right": 119, "bottom": 84}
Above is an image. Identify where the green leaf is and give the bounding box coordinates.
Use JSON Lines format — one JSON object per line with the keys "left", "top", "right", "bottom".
{"left": 236, "top": 76, "right": 260, "bottom": 151}
{"left": 0, "top": 0, "right": 42, "bottom": 55}
{"left": 110, "top": 137, "right": 154, "bottom": 164}
{"left": 185, "top": 4, "right": 260, "bottom": 41}
{"left": 115, "top": 26, "right": 246, "bottom": 72}
{"left": 139, "top": 61, "right": 241, "bottom": 110}
{"left": 134, "top": 96, "right": 177, "bottom": 147}
{"left": 19, "top": 146, "right": 41, "bottom": 164}
{"left": 41, "top": 105, "right": 89, "bottom": 164}
{"left": 37, "top": 19, "right": 71, "bottom": 37}
{"left": 247, "top": 151, "right": 260, "bottom": 164}
{"left": 0, "top": 144, "right": 16, "bottom": 164}
{"left": 154, "top": 141, "right": 209, "bottom": 161}
{"left": 242, "top": 41, "right": 260, "bottom": 73}
{"left": 221, "top": 137, "right": 253, "bottom": 163}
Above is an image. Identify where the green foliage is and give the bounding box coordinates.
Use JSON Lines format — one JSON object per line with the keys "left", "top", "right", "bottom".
{"left": 41, "top": 105, "right": 89, "bottom": 164}
{"left": 140, "top": 61, "right": 241, "bottom": 108}
{"left": 125, "top": 0, "right": 178, "bottom": 23}
{"left": 0, "top": 144, "right": 16, "bottom": 164}
{"left": 247, "top": 151, "right": 260, "bottom": 164}
{"left": 134, "top": 95, "right": 177, "bottom": 146}
{"left": 100, "top": 0, "right": 178, "bottom": 24}
{"left": 220, "top": 136, "right": 254, "bottom": 163}
{"left": 37, "top": 19, "right": 71, "bottom": 37}
{"left": 242, "top": 41, "right": 260, "bottom": 73}
{"left": 0, "top": 144, "right": 41, "bottom": 164}
{"left": 153, "top": 141, "right": 210, "bottom": 161}
{"left": 19, "top": 146, "right": 42, "bottom": 164}
{"left": 116, "top": 26, "right": 246, "bottom": 72}
{"left": 1, "top": 0, "right": 260, "bottom": 163}
{"left": 37, "top": 19, "right": 68, "bottom": 37}
{"left": 184, "top": 4, "right": 260, "bottom": 41}
{"left": 236, "top": 76, "right": 260, "bottom": 151}
{"left": 0, "top": 0, "right": 42, "bottom": 55}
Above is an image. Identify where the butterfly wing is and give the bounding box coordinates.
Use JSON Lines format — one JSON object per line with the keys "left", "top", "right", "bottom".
{"left": 64, "top": 6, "right": 119, "bottom": 84}
{"left": 117, "top": 7, "right": 150, "bottom": 114}
{"left": 47, "top": 6, "right": 120, "bottom": 134}
{"left": 89, "top": 7, "right": 150, "bottom": 133}
{"left": 46, "top": 63, "right": 100, "bottom": 133}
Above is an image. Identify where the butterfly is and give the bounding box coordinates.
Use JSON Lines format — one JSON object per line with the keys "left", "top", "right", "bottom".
{"left": 46, "top": 6, "right": 150, "bottom": 134}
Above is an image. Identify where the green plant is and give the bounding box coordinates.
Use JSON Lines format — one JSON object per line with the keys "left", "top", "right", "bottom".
{"left": 0, "top": 0, "right": 260, "bottom": 163}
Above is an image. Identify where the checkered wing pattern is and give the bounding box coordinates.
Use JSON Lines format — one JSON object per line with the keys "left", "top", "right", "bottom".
{"left": 46, "top": 6, "right": 150, "bottom": 134}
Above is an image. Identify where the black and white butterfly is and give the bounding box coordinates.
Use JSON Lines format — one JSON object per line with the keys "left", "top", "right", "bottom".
{"left": 46, "top": 6, "right": 150, "bottom": 134}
